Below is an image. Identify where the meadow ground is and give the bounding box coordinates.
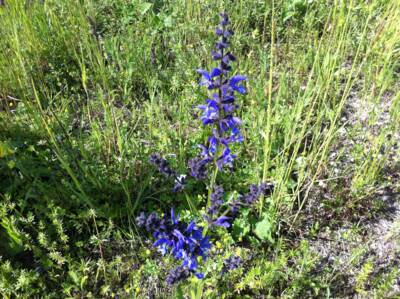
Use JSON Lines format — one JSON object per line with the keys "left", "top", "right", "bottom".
{"left": 0, "top": 0, "right": 399, "bottom": 298}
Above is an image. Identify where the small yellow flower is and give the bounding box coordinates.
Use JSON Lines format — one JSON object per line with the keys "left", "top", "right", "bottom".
{"left": 216, "top": 241, "right": 222, "bottom": 249}
{"left": 145, "top": 249, "right": 151, "bottom": 255}
{"left": 235, "top": 248, "right": 242, "bottom": 256}
{"left": 135, "top": 287, "right": 140, "bottom": 293}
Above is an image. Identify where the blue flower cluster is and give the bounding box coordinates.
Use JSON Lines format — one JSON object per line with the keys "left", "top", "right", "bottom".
{"left": 221, "top": 255, "right": 242, "bottom": 275}
{"left": 166, "top": 265, "right": 190, "bottom": 285}
{"left": 229, "top": 182, "right": 274, "bottom": 215}
{"left": 189, "top": 12, "right": 247, "bottom": 179}
{"left": 205, "top": 185, "right": 231, "bottom": 228}
{"left": 205, "top": 183, "right": 274, "bottom": 229}
{"left": 136, "top": 209, "right": 210, "bottom": 283}
{"left": 149, "top": 153, "right": 186, "bottom": 192}
{"left": 136, "top": 182, "right": 273, "bottom": 284}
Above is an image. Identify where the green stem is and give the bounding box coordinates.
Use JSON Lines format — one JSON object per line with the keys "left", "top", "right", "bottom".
{"left": 207, "top": 164, "right": 219, "bottom": 208}
{"left": 260, "top": 0, "right": 275, "bottom": 216}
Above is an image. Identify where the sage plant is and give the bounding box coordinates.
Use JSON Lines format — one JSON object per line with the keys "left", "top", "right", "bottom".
{"left": 138, "top": 12, "right": 273, "bottom": 285}
{"left": 189, "top": 12, "right": 246, "bottom": 180}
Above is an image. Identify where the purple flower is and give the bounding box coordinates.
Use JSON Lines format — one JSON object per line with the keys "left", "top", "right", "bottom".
{"left": 197, "top": 68, "right": 222, "bottom": 89}
{"left": 216, "top": 146, "right": 236, "bottom": 169}
{"left": 137, "top": 13, "right": 275, "bottom": 287}
{"left": 166, "top": 265, "right": 190, "bottom": 285}
{"left": 145, "top": 212, "right": 161, "bottom": 232}
{"left": 221, "top": 255, "right": 242, "bottom": 274}
{"left": 229, "top": 182, "right": 274, "bottom": 214}
{"left": 212, "top": 50, "right": 223, "bottom": 60}
{"left": 188, "top": 148, "right": 212, "bottom": 180}
{"left": 173, "top": 175, "right": 187, "bottom": 193}
{"left": 215, "top": 28, "right": 224, "bottom": 36}
{"left": 214, "top": 216, "right": 231, "bottom": 228}
{"left": 242, "top": 183, "right": 274, "bottom": 205}
{"left": 150, "top": 153, "right": 176, "bottom": 178}
{"left": 219, "top": 12, "right": 230, "bottom": 26}
{"left": 136, "top": 209, "right": 211, "bottom": 283}
{"left": 135, "top": 212, "right": 147, "bottom": 227}
{"left": 149, "top": 153, "right": 187, "bottom": 192}
{"left": 216, "top": 40, "right": 229, "bottom": 50}
{"left": 197, "top": 99, "right": 219, "bottom": 125}
{"left": 191, "top": 12, "right": 247, "bottom": 175}
{"left": 207, "top": 185, "right": 224, "bottom": 216}
{"left": 205, "top": 186, "right": 234, "bottom": 228}
{"left": 229, "top": 75, "right": 247, "bottom": 94}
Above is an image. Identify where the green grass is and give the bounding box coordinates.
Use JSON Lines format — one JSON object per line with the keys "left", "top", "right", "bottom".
{"left": 1, "top": 0, "right": 399, "bottom": 298}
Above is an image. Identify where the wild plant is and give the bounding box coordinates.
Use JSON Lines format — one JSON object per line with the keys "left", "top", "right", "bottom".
{"left": 136, "top": 12, "right": 273, "bottom": 284}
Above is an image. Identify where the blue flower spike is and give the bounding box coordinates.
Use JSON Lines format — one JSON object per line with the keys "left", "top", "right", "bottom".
{"left": 139, "top": 12, "right": 274, "bottom": 286}
{"left": 189, "top": 12, "right": 247, "bottom": 178}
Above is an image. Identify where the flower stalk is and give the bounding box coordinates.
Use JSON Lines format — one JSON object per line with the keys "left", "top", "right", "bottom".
{"left": 139, "top": 12, "right": 274, "bottom": 285}
{"left": 192, "top": 12, "right": 247, "bottom": 208}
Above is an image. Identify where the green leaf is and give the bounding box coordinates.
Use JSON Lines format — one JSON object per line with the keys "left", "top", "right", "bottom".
{"left": 0, "top": 141, "right": 13, "bottom": 158}
{"left": 80, "top": 275, "right": 88, "bottom": 289}
{"left": 7, "top": 160, "right": 16, "bottom": 169}
{"left": 253, "top": 213, "right": 274, "bottom": 244}
{"left": 232, "top": 214, "right": 251, "bottom": 241}
{"left": 139, "top": 2, "right": 152, "bottom": 15}
{"left": 68, "top": 270, "right": 79, "bottom": 286}
{"left": 0, "top": 218, "right": 24, "bottom": 256}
